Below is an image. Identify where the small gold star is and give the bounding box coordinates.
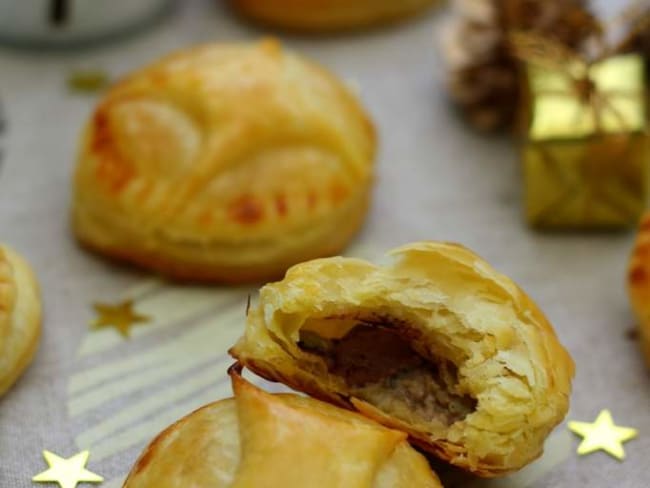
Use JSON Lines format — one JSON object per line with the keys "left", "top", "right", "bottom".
{"left": 33, "top": 450, "right": 103, "bottom": 488}
{"left": 568, "top": 409, "right": 638, "bottom": 460}
{"left": 91, "top": 299, "right": 149, "bottom": 338}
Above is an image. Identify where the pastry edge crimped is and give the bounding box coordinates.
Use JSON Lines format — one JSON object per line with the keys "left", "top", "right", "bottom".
{"left": 230, "top": 241, "right": 575, "bottom": 477}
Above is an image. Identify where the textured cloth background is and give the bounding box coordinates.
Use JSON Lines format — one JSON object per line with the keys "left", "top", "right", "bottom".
{"left": 1, "top": 1, "right": 648, "bottom": 487}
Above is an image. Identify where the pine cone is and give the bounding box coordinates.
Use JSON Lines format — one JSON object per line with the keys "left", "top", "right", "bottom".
{"left": 441, "top": 0, "right": 599, "bottom": 132}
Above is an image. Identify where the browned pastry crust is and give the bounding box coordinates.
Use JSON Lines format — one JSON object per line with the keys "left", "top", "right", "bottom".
{"left": 231, "top": 241, "right": 575, "bottom": 477}
{"left": 628, "top": 212, "right": 650, "bottom": 366}
{"left": 76, "top": 184, "right": 369, "bottom": 284}
{"left": 123, "top": 364, "right": 442, "bottom": 488}
{"left": 230, "top": 0, "right": 438, "bottom": 32}
{"left": 73, "top": 39, "right": 375, "bottom": 283}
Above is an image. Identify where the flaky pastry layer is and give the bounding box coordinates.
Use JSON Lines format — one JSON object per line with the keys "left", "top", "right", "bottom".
{"left": 123, "top": 365, "right": 441, "bottom": 488}
{"left": 73, "top": 39, "right": 375, "bottom": 283}
{"left": 231, "top": 241, "right": 574, "bottom": 476}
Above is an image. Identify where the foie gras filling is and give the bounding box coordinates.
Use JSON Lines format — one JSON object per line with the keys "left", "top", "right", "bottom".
{"left": 298, "top": 324, "right": 476, "bottom": 427}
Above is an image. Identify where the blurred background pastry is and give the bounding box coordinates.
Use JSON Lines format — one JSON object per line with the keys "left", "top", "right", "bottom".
{"left": 232, "top": 241, "right": 574, "bottom": 477}
{"left": 628, "top": 212, "right": 650, "bottom": 367}
{"left": 0, "top": 244, "right": 41, "bottom": 396}
{"left": 72, "top": 39, "right": 376, "bottom": 283}
{"left": 123, "top": 366, "right": 442, "bottom": 487}
{"left": 229, "top": 0, "right": 438, "bottom": 31}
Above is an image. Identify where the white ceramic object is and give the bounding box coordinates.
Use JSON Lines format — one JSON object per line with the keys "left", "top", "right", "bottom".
{"left": 0, "top": 0, "right": 174, "bottom": 46}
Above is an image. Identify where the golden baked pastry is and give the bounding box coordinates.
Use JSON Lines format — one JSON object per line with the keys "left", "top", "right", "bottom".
{"left": 231, "top": 241, "right": 574, "bottom": 477}
{"left": 230, "top": 0, "right": 438, "bottom": 31}
{"left": 0, "top": 244, "right": 41, "bottom": 396}
{"left": 73, "top": 39, "right": 375, "bottom": 283}
{"left": 123, "top": 365, "right": 442, "bottom": 488}
{"left": 628, "top": 212, "right": 650, "bottom": 366}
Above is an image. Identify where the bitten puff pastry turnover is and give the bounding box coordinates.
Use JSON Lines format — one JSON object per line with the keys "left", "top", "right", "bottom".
{"left": 0, "top": 244, "right": 41, "bottom": 396}
{"left": 230, "top": 0, "right": 437, "bottom": 31}
{"left": 628, "top": 212, "right": 650, "bottom": 366}
{"left": 123, "top": 365, "right": 442, "bottom": 488}
{"left": 231, "top": 241, "right": 575, "bottom": 477}
{"left": 73, "top": 39, "right": 375, "bottom": 283}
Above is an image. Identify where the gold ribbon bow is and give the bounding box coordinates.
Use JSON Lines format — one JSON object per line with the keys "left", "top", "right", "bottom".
{"left": 509, "top": 2, "right": 650, "bottom": 135}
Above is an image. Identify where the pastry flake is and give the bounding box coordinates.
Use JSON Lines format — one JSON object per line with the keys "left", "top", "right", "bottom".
{"left": 123, "top": 364, "right": 442, "bottom": 488}
{"left": 73, "top": 39, "right": 375, "bottom": 283}
{"left": 230, "top": 241, "right": 575, "bottom": 476}
{"left": 0, "top": 244, "right": 41, "bottom": 396}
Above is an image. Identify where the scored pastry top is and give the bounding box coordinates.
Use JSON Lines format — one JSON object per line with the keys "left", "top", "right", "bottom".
{"left": 231, "top": 241, "right": 575, "bottom": 476}
{"left": 75, "top": 38, "right": 375, "bottom": 242}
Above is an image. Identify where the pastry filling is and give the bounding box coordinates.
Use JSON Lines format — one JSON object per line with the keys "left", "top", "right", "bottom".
{"left": 298, "top": 324, "right": 476, "bottom": 427}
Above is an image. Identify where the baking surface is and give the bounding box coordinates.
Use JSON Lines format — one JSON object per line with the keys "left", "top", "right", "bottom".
{"left": 1, "top": 1, "right": 648, "bottom": 487}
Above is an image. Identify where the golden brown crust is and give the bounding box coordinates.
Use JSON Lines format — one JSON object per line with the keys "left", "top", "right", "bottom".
{"left": 230, "top": 0, "right": 438, "bottom": 31}
{"left": 75, "top": 183, "right": 370, "bottom": 284}
{"left": 628, "top": 212, "right": 650, "bottom": 366}
{"left": 123, "top": 365, "right": 442, "bottom": 488}
{"left": 231, "top": 241, "right": 575, "bottom": 477}
{"left": 73, "top": 39, "right": 375, "bottom": 283}
{"left": 0, "top": 244, "right": 41, "bottom": 396}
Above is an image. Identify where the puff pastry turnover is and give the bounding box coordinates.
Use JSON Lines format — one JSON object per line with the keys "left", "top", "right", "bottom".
{"left": 628, "top": 212, "right": 650, "bottom": 366}
{"left": 0, "top": 244, "right": 41, "bottom": 396}
{"left": 230, "top": 0, "right": 438, "bottom": 31}
{"left": 123, "top": 365, "right": 442, "bottom": 488}
{"left": 73, "top": 39, "right": 375, "bottom": 283}
{"left": 231, "top": 241, "right": 574, "bottom": 477}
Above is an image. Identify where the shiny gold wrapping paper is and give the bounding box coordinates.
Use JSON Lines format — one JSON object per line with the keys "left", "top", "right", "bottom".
{"left": 523, "top": 54, "right": 648, "bottom": 229}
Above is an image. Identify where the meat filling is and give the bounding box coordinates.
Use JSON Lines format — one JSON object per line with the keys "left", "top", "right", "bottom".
{"left": 298, "top": 324, "right": 476, "bottom": 427}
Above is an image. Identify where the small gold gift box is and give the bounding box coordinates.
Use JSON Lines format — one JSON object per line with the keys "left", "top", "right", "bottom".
{"left": 523, "top": 54, "right": 649, "bottom": 229}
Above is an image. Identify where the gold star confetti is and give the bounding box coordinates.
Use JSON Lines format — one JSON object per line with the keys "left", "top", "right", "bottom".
{"left": 33, "top": 450, "right": 103, "bottom": 488}
{"left": 568, "top": 409, "right": 638, "bottom": 460}
{"left": 91, "top": 299, "right": 149, "bottom": 338}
